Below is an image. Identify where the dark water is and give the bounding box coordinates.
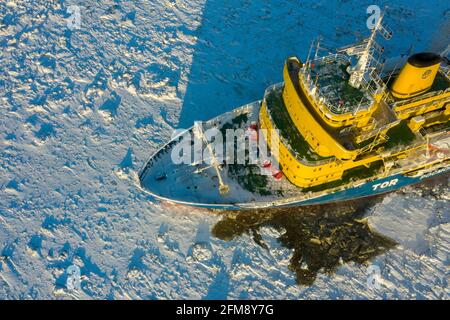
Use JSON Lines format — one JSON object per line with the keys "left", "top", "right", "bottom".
{"left": 212, "top": 197, "right": 396, "bottom": 286}
{"left": 211, "top": 175, "right": 448, "bottom": 286}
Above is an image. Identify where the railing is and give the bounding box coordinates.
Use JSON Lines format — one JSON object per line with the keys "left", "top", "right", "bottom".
{"left": 301, "top": 55, "right": 375, "bottom": 116}
{"left": 393, "top": 86, "right": 450, "bottom": 108}
{"left": 358, "top": 133, "right": 388, "bottom": 155}
{"left": 355, "top": 117, "right": 379, "bottom": 141}
{"left": 394, "top": 95, "right": 450, "bottom": 117}
{"left": 380, "top": 138, "right": 427, "bottom": 158}
{"left": 302, "top": 74, "right": 372, "bottom": 116}
{"left": 441, "top": 65, "right": 450, "bottom": 78}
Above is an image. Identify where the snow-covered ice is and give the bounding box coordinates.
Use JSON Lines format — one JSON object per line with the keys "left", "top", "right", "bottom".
{"left": 0, "top": 0, "right": 449, "bottom": 299}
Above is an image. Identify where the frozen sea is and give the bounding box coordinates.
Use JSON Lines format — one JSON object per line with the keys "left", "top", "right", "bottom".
{"left": 0, "top": 0, "right": 449, "bottom": 299}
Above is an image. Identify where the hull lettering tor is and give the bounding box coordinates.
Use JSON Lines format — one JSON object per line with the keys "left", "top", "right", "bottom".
{"left": 372, "top": 179, "right": 399, "bottom": 191}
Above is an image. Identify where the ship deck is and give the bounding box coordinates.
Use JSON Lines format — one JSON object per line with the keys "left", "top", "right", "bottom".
{"left": 138, "top": 102, "right": 304, "bottom": 208}
{"left": 307, "top": 55, "right": 373, "bottom": 115}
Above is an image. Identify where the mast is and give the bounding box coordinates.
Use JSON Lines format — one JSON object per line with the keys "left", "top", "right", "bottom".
{"left": 342, "top": 10, "right": 392, "bottom": 89}
{"left": 314, "top": 36, "right": 322, "bottom": 60}
{"left": 305, "top": 38, "right": 315, "bottom": 70}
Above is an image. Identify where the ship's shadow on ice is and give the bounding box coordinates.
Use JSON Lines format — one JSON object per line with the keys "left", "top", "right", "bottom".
{"left": 209, "top": 170, "right": 449, "bottom": 286}
{"left": 177, "top": 0, "right": 445, "bottom": 129}
{"left": 177, "top": 0, "right": 342, "bottom": 129}
{"left": 212, "top": 197, "right": 397, "bottom": 286}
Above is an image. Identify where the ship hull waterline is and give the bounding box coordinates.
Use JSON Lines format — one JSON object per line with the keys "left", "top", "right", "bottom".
{"left": 140, "top": 169, "right": 449, "bottom": 211}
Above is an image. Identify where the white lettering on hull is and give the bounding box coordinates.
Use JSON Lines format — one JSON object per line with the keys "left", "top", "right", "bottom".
{"left": 372, "top": 178, "right": 399, "bottom": 191}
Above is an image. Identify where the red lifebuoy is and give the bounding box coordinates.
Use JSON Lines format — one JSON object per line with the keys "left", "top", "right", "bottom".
{"left": 272, "top": 170, "right": 283, "bottom": 181}
{"left": 263, "top": 160, "right": 272, "bottom": 168}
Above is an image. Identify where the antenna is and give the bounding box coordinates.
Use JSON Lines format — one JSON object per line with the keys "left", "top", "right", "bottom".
{"left": 314, "top": 36, "right": 322, "bottom": 60}
{"left": 306, "top": 39, "right": 314, "bottom": 62}
{"left": 341, "top": 9, "right": 392, "bottom": 89}
{"left": 441, "top": 44, "right": 450, "bottom": 58}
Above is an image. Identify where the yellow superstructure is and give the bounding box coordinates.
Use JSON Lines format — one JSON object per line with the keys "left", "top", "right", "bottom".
{"left": 282, "top": 58, "right": 358, "bottom": 160}
{"left": 259, "top": 100, "right": 380, "bottom": 188}
{"left": 259, "top": 52, "right": 450, "bottom": 189}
